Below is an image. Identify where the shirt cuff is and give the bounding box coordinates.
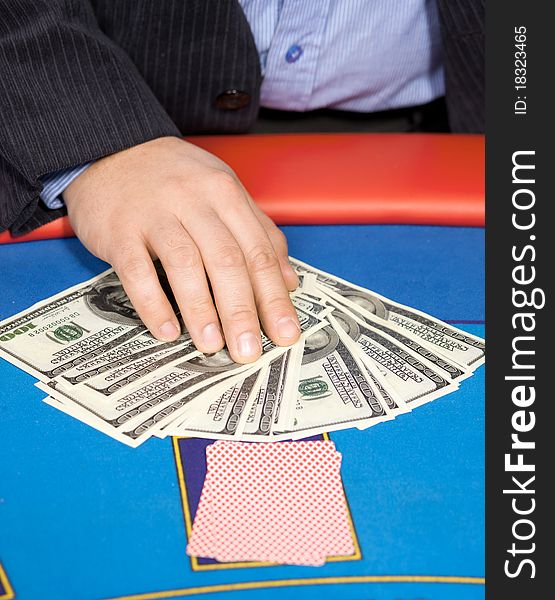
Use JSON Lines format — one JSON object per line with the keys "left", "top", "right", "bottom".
{"left": 39, "top": 162, "right": 93, "bottom": 209}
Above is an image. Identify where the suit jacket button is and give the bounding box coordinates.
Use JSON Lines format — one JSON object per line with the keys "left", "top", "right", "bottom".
{"left": 215, "top": 89, "right": 251, "bottom": 110}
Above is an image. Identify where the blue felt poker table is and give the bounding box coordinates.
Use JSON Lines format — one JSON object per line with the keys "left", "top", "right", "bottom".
{"left": 0, "top": 224, "right": 484, "bottom": 600}
{"left": 0, "top": 133, "right": 485, "bottom": 600}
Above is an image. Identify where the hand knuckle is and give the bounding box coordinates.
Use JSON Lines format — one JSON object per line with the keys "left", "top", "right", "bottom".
{"left": 118, "top": 256, "right": 152, "bottom": 282}
{"left": 247, "top": 245, "right": 279, "bottom": 274}
{"left": 227, "top": 306, "right": 258, "bottom": 325}
{"left": 265, "top": 295, "right": 293, "bottom": 312}
{"left": 213, "top": 245, "right": 245, "bottom": 269}
{"left": 122, "top": 282, "right": 161, "bottom": 316}
{"left": 135, "top": 292, "right": 161, "bottom": 313}
{"left": 207, "top": 170, "right": 238, "bottom": 193}
{"left": 165, "top": 241, "right": 201, "bottom": 271}
{"left": 187, "top": 295, "right": 215, "bottom": 318}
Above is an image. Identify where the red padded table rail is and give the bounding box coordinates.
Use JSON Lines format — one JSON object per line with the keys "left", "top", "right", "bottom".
{"left": 0, "top": 133, "right": 484, "bottom": 244}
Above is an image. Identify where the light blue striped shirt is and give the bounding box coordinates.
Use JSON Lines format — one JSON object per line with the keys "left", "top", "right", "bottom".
{"left": 240, "top": 0, "right": 444, "bottom": 112}
{"left": 40, "top": 162, "right": 92, "bottom": 209}
{"left": 40, "top": 0, "right": 444, "bottom": 208}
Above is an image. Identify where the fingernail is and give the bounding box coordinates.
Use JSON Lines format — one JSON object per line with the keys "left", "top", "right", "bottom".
{"left": 159, "top": 321, "right": 180, "bottom": 341}
{"left": 276, "top": 316, "right": 301, "bottom": 340}
{"left": 202, "top": 323, "right": 224, "bottom": 350}
{"left": 237, "top": 332, "right": 261, "bottom": 359}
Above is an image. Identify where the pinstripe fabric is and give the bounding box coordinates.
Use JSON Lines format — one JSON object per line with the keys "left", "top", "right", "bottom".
{"left": 436, "top": 0, "right": 484, "bottom": 133}
{"left": 0, "top": 0, "right": 260, "bottom": 235}
{"left": 91, "top": 0, "right": 261, "bottom": 134}
{"left": 240, "top": 0, "right": 445, "bottom": 112}
{"left": 0, "top": 0, "right": 178, "bottom": 235}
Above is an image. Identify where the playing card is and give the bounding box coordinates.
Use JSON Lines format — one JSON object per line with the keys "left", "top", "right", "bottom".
{"left": 186, "top": 441, "right": 355, "bottom": 566}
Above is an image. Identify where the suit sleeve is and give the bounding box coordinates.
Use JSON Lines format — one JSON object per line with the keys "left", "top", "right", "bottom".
{"left": 436, "top": 0, "right": 485, "bottom": 133}
{"left": 0, "top": 0, "right": 181, "bottom": 235}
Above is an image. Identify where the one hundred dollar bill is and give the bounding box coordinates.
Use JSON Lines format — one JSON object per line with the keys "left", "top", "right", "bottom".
{"left": 57, "top": 331, "right": 197, "bottom": 386}
{"left": 136, "top": 370, "right": 264, "bottom": 442}
{"left": 289, "top": 291, "right": 331, "bottom": 317}
{"left": 290, "top": 257, "right": 485, "bottom": 369}
{"left": 2, "top": 254, "right": 485, "bottom": 447}
{"left": 122, "top": 306, "right": 325, "bottom": 444}
{"left": 46, "top": 344, "right": 281, "bottom": 427}
{"left": 39, "top": 303, "right": 325, "bottom": 444}
{"left": 240, "top": 349, "right": 300, "bottom": 441}
{"left": 0, "top": 269, "right": 146, "bottom": 381}
{"left": 274, "top": 319, "right": 393, "bottom": 440}
{"left": 327, "top": 312, "right": 458, "bottom": 408}
{"left": 320, "top": 293, "right": 470, "bottom": 384}
{"left": 57, "top": 337, "right": 200, "bottom": 399}
{"left": 38, "top": 371, "right": 245, "bottom": 447}
{"left": 51, "top": 302, "right": 323, "bottom": 406}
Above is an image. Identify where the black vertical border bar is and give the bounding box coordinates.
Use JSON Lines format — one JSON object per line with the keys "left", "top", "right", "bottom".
{"left": 486, "top": 2, "right": 552, "bottom": 598}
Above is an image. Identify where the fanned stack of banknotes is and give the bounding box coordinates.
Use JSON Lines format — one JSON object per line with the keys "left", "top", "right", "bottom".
{"left": 0, "top": 258, "right": 485, "bottom": 447}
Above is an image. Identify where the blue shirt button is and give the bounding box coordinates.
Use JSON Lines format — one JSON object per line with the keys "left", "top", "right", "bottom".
{"left": 285, "top": 44, "right": 303, "bottom": 63}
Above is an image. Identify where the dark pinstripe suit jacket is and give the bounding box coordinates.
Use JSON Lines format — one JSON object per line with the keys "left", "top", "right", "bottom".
{"left": 0, "top": 0, "right": 484, "bottom": 236}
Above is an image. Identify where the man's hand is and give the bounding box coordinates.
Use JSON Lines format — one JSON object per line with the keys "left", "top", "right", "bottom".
{"left": 63, "top": 136, "right": 300, "bottom": 364}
